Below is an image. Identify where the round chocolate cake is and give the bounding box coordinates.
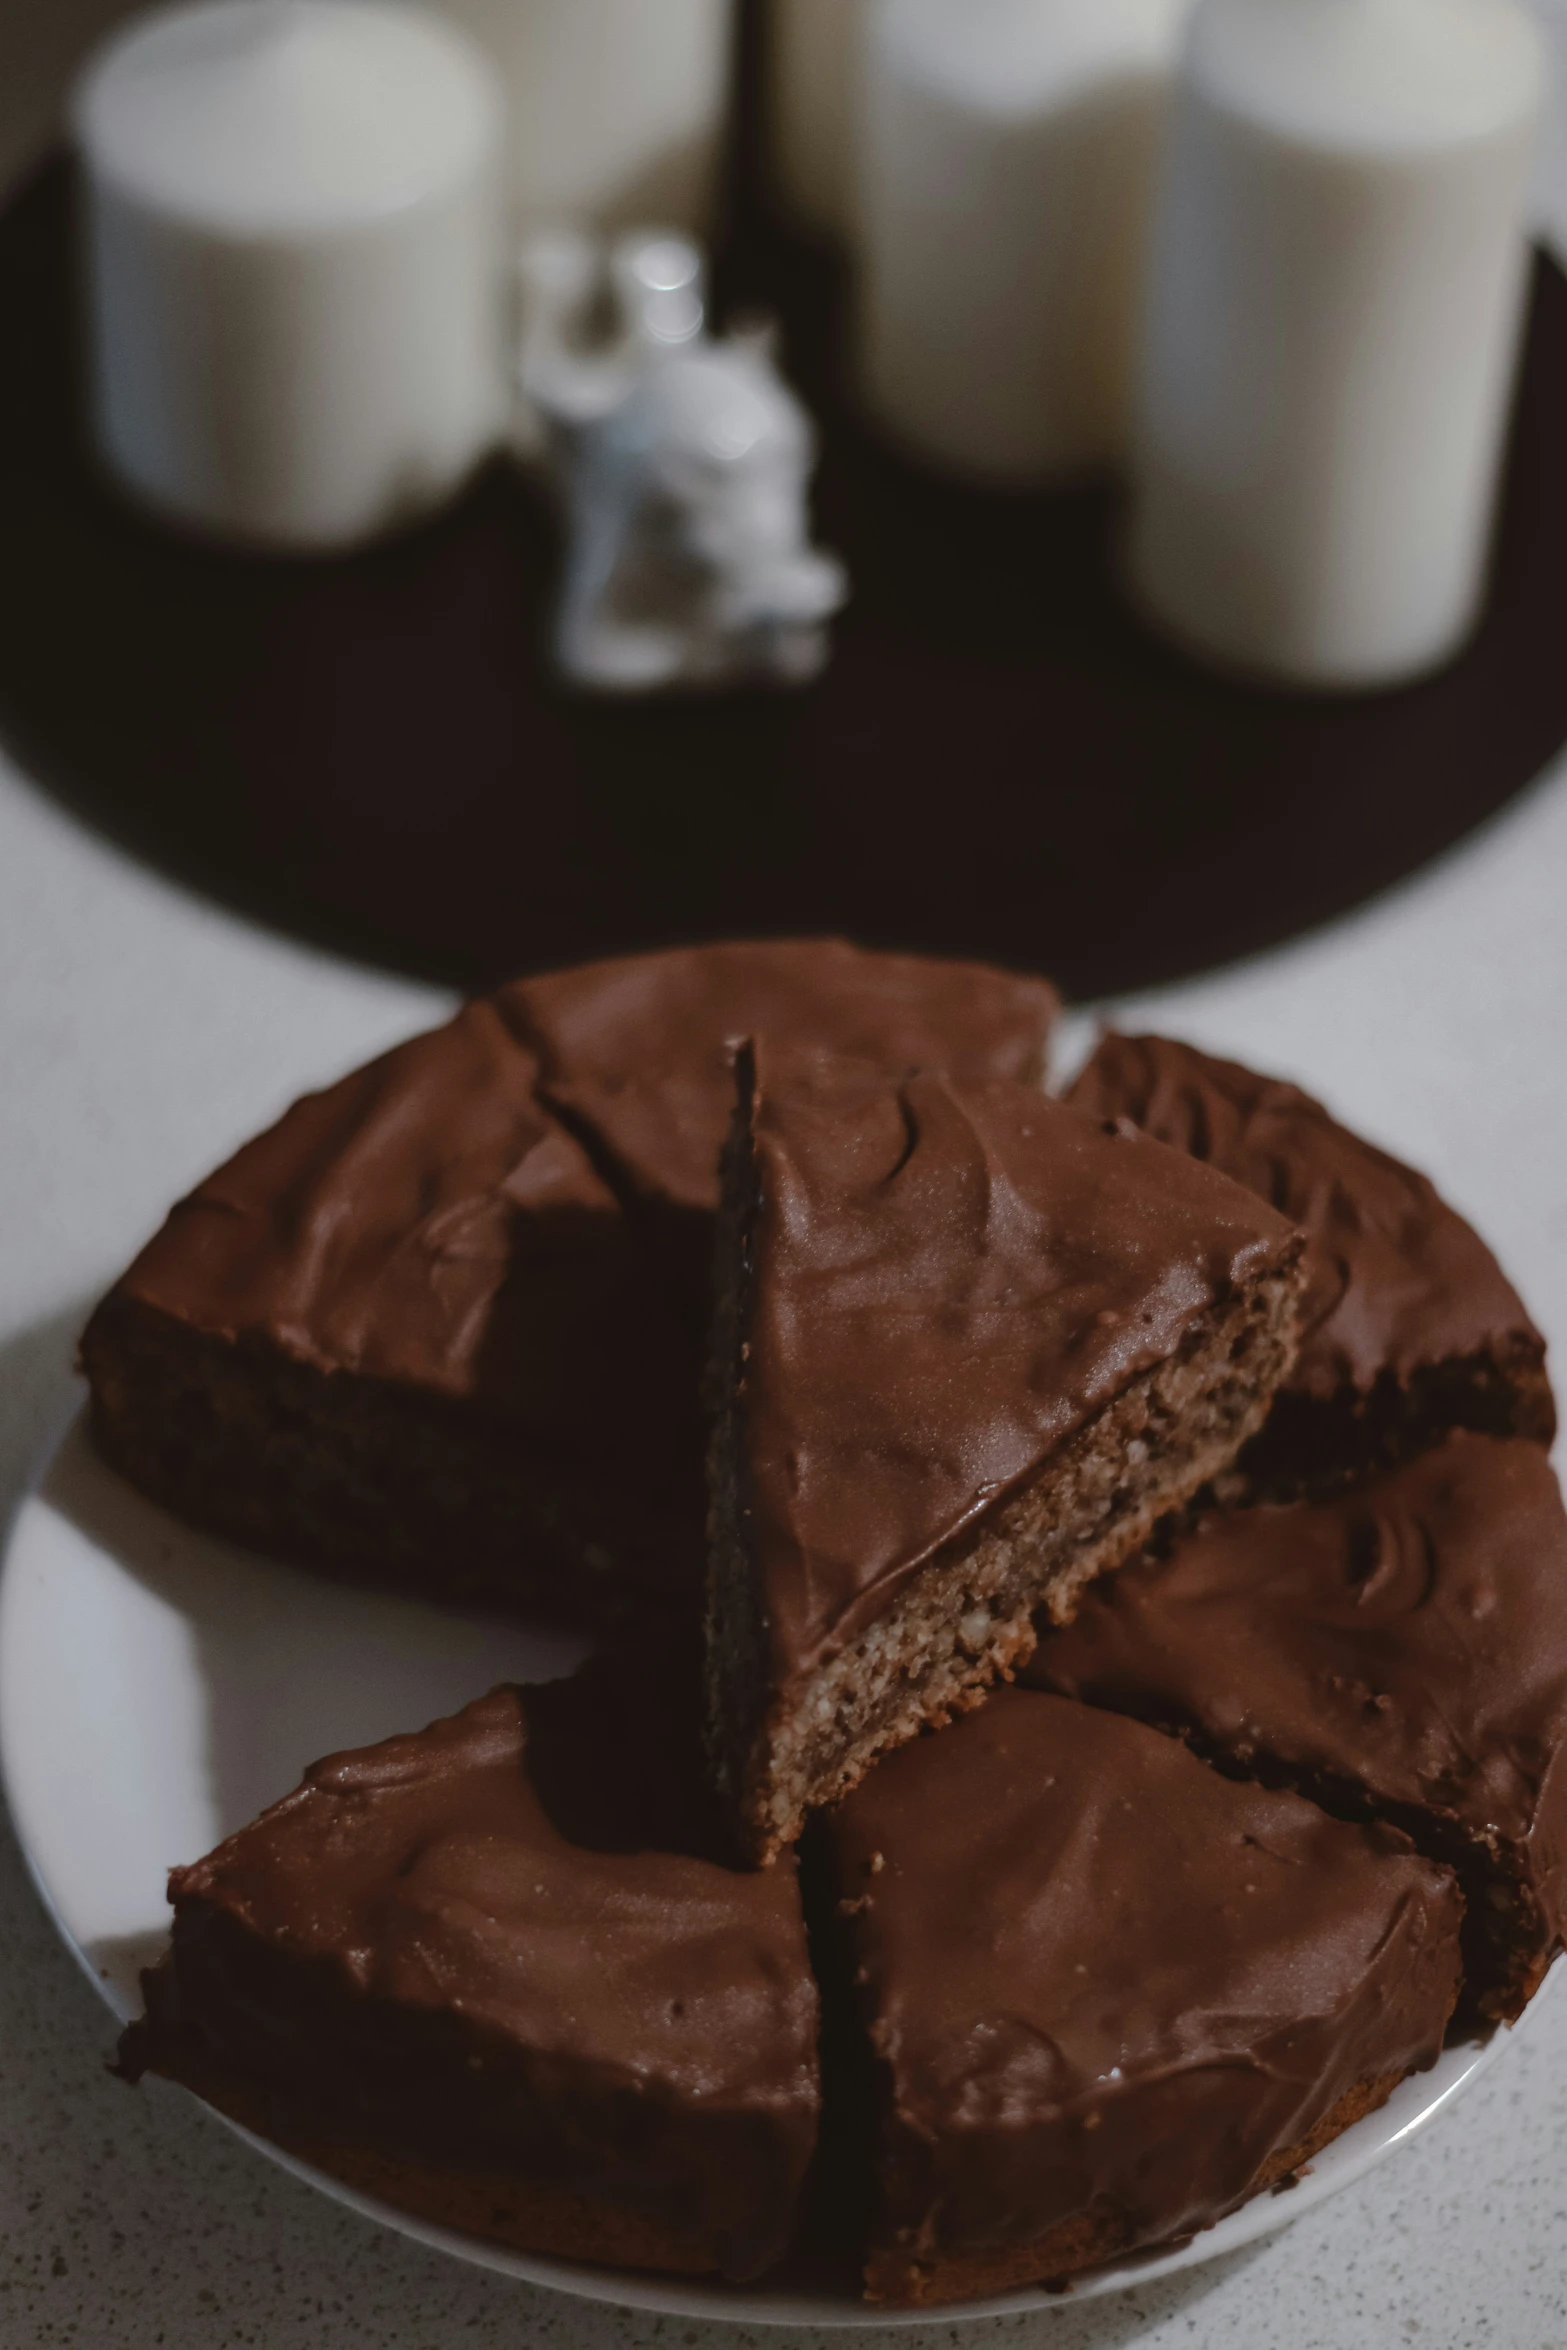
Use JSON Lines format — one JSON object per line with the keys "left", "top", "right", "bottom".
{"left": 95, "top": 939, "right": 1565, "bottom": 2305}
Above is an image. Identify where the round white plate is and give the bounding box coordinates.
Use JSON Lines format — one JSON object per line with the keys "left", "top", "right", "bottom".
{"left": 0, "top": 1411, "right": 1546, "bottom": 2326}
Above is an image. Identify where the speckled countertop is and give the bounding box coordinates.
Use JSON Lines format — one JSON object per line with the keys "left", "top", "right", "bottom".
{"left": 7, "top": 18, "right": 1567, "bottom": 2335}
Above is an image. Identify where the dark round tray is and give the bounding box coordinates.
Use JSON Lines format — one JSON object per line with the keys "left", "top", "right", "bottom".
{"left": 1, "top": 149, "right": 1563, "bottom": 1001}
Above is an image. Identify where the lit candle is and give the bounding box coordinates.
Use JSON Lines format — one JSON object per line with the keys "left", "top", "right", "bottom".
{"left": 855, "top": 0, "right": 1191, "bottom": 485}
{"left": 1126, "top": 0, "right": 1545, "bottom": 688}
{"left": 770, "top": 0, "right": 862, "bottom": 241}
{"left": 436, "top": 0, "right": 734, "bottom": 232}
{"left": 76, "top": 0, "right": 508, "bottom": 552}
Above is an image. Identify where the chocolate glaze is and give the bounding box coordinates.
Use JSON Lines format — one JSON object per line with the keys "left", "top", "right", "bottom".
{"left": 502, "top": 937, "right": 1057, "bottom": 1216}
{"left": 120, "top": 1655, "right": 820, "bottom": 2283}
{"left": 1026, "top": 1434, "right": 1567, "bottom": 2017}
{"left": 1065, "top": 1034, "right": 1553, "bottom": 1476}
{"left": 735, "top": 1048, "right": 1301, "bottom": 1685}
{"left": 101, "top": 1000, "right": 647, "bottom": 1440}
{"left": 87, "top": 940, "right": 1057, "bottom": 1557}
{"left": 825, "top": 1687, "right": 1462, "bottom": 2285}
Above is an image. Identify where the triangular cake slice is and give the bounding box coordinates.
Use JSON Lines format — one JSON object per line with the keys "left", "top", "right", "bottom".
{"left": 83, "top": 941, "right": 1056, "bottom": 1625}
{"left": 82, "top": 999, "right": 676, "bottom": 1622}
{"left": 1026, "top": 1432, "right": 1567, "bottom": 2023}
{"left": 706, "top": 1044, "right": 1307, "bottom": 1863}
{"left": 1066, "top": 1032, "right": 1554, "bottom": 1491}
{"left": 118, "top": 1651, "right": 821, "bottom": 2285}
{"left": 823, "top": 1689, "right": 1460, "bottom": 2304}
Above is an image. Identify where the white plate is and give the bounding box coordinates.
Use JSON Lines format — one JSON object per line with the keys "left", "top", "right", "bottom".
{"left": 0, "top": 1411, "right": 1546, "bottom": 2327}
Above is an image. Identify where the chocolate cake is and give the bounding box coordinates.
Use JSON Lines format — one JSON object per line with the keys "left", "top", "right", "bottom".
{"left": 821, "top": 1688, "right": 1463, "bottom": 2305}
{"left": 707, "top": 1043, "right": 1307, "bottom": 1864}
{"left": 1065, "top": 1032, "right": 1554, "bottom": 1491}
{"left": 119, "top": 1654, "right": 821, "bottom": 2284}
{"left": 100, "top": 957, "right": 1555, "bottom": 2303}
{"left": 1025, "top": 1433, "right": 1567, "bottom": 2023}
{"left": 82, "top": 939, "right": 1056, "bottom": 1624}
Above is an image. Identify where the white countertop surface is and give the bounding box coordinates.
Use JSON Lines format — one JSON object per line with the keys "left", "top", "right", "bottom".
{"left": 5, "top": 11, "right": 1567, "bottom": 2341}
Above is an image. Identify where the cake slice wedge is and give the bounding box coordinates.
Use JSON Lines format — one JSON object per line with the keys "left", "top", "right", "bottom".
{"left": 1065, "top": 1032, "right": 1554, "bottom": 1492}
{"left": 821, "top": 1688, "right": 1461, "bottom": 2304}
{"left": 118, "top": 1650, "right": 821, "bottom": 2284}
{"left": 706, "top": 1044, "right": 1306, "bottom": 1864}
{"left": 1025, "top": 1433, "right": 1567, "bottom": 2023}
{"left": 80, "top": 1000, "right": 687, "bottom": 1625}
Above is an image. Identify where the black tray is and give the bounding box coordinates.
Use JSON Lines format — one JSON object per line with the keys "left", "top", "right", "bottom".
{"left": 1, "top": 128, "right": 1562, "bottom": 1001}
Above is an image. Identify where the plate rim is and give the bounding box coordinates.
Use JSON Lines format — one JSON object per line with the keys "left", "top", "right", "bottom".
{"left": 0, "top": 1407, "right": 1540, "bottom": 2328}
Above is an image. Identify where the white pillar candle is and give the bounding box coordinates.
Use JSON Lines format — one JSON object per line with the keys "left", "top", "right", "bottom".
{"left": 434, "top": 0, "right": 733, "bottom": 232}
{"left": 76, "top": 0, "right": 508, "bottom": 552}
{"left": 855, "top": 0, "right": 1191, "bottom": 485}
{"left": 770, "top": 0, "right": 861, "bottom": 240}
{"left": 1126, "top": 0, "right": 1545, "bottom": 689}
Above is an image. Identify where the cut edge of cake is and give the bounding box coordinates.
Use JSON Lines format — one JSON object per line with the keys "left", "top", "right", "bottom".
{"left": 705, "top": 1044, "right": 1307, "bottom": 1866}
{"left": 1064, "top": 1029, "right": 1556, "bottom": 1496}
{"left": 81, "top": 1291, "right": 705, "bottom": 1627}
{"left": 1235, "top": 1339, "right": 1556, "bottom": 1498}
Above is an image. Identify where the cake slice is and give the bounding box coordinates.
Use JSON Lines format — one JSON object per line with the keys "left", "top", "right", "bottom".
{"left": 1025, "top": 1433, "right": 1567, "bottom": 2023}
{"left": 706, "top": 1045, "right": 1306, "bottom": 1863}
{"left": 118, "top": 1651, "right": 821, "bottom": 2284}
{"left": 81, "top": 1000, "right": 690, "bottom": 1623}
{"left": 1065, "top": 1032, "right": 1554, "bottom": 1491}
{"left": 821, "top": 1688, "right": 1461, "bottom": 2305}
{"left": 83, "top": 940, "right": 1057, "bottom": 1625}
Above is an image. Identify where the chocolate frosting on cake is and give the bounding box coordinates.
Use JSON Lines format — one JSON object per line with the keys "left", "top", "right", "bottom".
{"left": 104, "top": 1000, "right": 644, "bottom": 1436}
{"left": 1065, "top": 1033, "right": 1553, "bottom": 1473}
{"left": 736, "top": 1050, "right": 1302, "bottom": 1683}
{"left": 1026, "top": 1434, "right": 1567, "bottom": 2017}
{"left": 108, "top": 941, "right": 1054, "bottom": 1415}
{"left": 83, "top": 941, "right": 1058, "bottom": 1613}
{"left": 825, "top": 1688, "right": 1462, "bottom": 2297}
{"left": 504, "top": 939, "right": 1058, "bottom": 1214}
{"left": 121, "top": 1657, "right": 821, "bottom": 2283}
